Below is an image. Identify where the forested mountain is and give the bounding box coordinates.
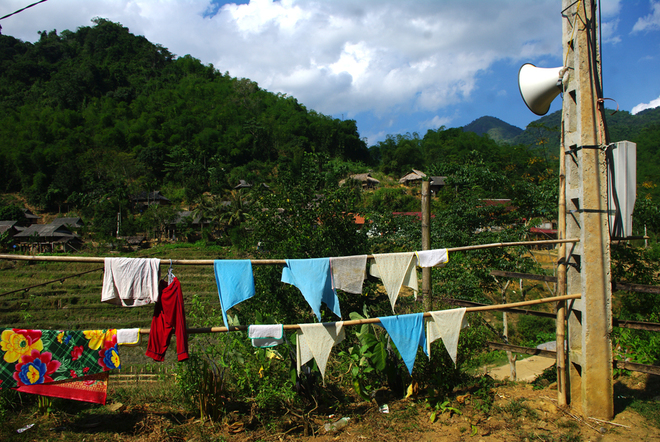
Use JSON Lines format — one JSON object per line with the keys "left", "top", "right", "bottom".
{"left": 461, "top": 107, "right": 660, "bottom": 201}
{"left": 0, "top": 19, "right": 370, "bottom": 210}
{"left": 462, "top": 116, "right": 523, "bottom": 143}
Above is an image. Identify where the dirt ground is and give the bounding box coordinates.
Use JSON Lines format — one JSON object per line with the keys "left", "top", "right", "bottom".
{"left": 3, "top": 372, "right": 660, "bottom": 442}
{"left": 488, "top": 355, "right": 557, "bottom": 383}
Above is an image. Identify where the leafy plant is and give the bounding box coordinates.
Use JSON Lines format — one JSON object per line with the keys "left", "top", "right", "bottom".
{"left": 339, "top": 309, "right": 389, "bottom": 401}
{"left": 427, "top": 399, "right": 462, "bottom": 423}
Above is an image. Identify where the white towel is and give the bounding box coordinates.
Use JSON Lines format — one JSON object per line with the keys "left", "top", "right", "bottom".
{"left": 102, "top": 257, "right": 161, "bottom": 307}
{"left": 296, "top": 322, "right": 345, "bottom": 381}
{"left": 248, "top": 324, "right": 284, "bottom": 348}
{"left": 416, "top": 249, "right": 449, "bottom": 267}
{"left": 330, "top": 255, "right": 367, "bottom": 294}
{"left": 370, "top": 252, "right": 418, "bottom": 312}
{"left": 117, "top": 328, "right": 141, "bottom": 346}
{"left": 426, "top": 308, "right": 468, "bottom": 367}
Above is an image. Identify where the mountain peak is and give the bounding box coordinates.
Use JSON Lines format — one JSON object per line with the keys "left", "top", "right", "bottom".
{"left": 462, "top": 116, "right": 524, "bottom": 143}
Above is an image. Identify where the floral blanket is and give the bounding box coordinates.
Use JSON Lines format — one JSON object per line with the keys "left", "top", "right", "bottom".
{"left": 0, "top": 329, "right": 120, "bottom": 404}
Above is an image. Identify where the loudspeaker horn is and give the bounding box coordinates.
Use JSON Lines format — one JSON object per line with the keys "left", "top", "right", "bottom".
{"left": 518, "top": 63, "right": 567, "bottom": 116}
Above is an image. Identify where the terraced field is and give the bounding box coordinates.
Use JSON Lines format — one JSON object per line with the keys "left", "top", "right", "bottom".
{"left": 0, "top": 248, "right": 227, "bottom": 329}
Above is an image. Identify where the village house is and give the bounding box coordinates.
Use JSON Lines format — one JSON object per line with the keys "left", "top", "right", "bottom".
{"left": 13, "top": 223, "right": 83, "bottom": 253}
{"left": 339, "top": 173, "right": 381, "bottom": 190}
{"left": 398, "top": 170, "right": 446, "bottom": 195}
{"left": 130, "top": 191, "right": 171, "bottom": 211}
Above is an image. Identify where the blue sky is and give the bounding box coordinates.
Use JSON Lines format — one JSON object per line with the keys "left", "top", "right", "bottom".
{"left": 1, "top": 0, "right": 659, "bottom": 145}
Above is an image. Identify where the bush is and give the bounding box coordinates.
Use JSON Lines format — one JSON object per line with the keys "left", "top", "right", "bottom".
{"left": 515, "top": 315, "right": 555, "bottom": 348}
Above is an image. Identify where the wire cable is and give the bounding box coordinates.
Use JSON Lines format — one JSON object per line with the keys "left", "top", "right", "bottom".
{"left": 0, "top": 0, "right": 49, "bottom": 21}
{"left": 0, "top": 266, "right": 103, "bottom": 297}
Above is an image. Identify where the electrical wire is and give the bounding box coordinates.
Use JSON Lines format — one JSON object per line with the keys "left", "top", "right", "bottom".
{"left": 0, "top": 266, "right": 103, "bottom": 297}
{"left": 0, "top": 0, "right": 49, "bottom": 21}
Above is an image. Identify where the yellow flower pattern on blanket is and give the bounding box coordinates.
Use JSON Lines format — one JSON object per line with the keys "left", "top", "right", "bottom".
{"left": 0, "top": 329, "right": 44, "bottom": 363}
{"left": 83, "top": 330, "right": 106, "bottom": 350}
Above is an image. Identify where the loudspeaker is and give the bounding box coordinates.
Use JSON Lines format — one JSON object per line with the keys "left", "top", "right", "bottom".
{"left": 518, "top": 64, "right": 566, "bottom": 116}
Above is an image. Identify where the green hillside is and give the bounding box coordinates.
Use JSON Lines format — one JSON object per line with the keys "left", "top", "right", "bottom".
{"left": 0, "top": 19, "right": 370, "bottom": 211}
{"left": 462, "top": 116, "right": 523, "bottom": 143}
{"left": 1, "top": 17, "right": 660, "bottom": 238}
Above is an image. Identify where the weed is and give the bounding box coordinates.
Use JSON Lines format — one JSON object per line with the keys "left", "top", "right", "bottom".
{"left": 629, "top": 398, "right": 660, "bottom": 428}
{"left": 495, "top": 398, "right": 537, "bottom": 420}
{"left": 532, "top": 363, "right": 557, "bottom": 390}
{"left": 471, "top": 376, "right": 495, "bottom": 413}
{"left": 556, "top": 419, "right": 579, "bottom": 430}
{"left": 426, "top": 399, "right": 462, "bottom": 423}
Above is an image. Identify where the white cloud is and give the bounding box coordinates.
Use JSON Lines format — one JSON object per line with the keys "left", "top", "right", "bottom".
{"left": 600, "top": 0, "right": 622, "bottom": 17}
{"left": 422, "top": 115, "right": 454, "bottom": 132}
{"left": 631, "top": 95, "right": 660, "bottom": 114}
{"left": 633, "top": 1, "right": 660, "bottom": 32}
{"left": 2, "top": 0, "right": 566, "bottom": 134}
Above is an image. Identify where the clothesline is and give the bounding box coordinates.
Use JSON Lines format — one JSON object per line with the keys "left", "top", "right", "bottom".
{"left": 140, "top": 293, "right": 582, "bottom": 334}
{"left": 0, "top": 266, "right": 103, "bottom": 297}
{"left": 0, "top": 238, "right": 579, "bottom": 265}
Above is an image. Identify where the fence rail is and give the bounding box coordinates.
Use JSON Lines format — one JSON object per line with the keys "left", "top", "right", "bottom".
{"left": 486, "top": 342, "right": 660, "bottom": 376}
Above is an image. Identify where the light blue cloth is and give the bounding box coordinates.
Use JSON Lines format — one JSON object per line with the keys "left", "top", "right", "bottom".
{"left": 214, "top": 260, "right": 255, "bottom": 328}
{"left": 281, "top": 258, "right": 341, "bottom": 321}
{"left": 378, "top": 313, "right": 428, "bottom": 375}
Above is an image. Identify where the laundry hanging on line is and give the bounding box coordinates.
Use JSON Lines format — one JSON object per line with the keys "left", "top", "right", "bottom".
{"left": 416, "top": 248, "right": 449, "bottom": 267}
{"left": 213, "top": 259, "right": 256, "bottom": 328}
{"left": 248, "top": 324, "right": 284, "bottom": 348}
{"left": 426, "top": 308, "right": 468, "bottom": 367}
{"left": 296, "top": 321, "right": 345, "bottom": 382}
{"left": 370, "top": 252, "right": 419, "bottom": 312}
{"left": 102, "top": 257, "right": 161, "bottom": 307}
{"left": 281, "top": 258, "right": 342, "bottom": 321}
{"left": 330, "top": 255, "right": 368, "bottom": 294}
{"left": 146, "top": 277, "right": 189, "bottom": 362}
{"left": 378, "top": 313, "right": 427, "bottom": 375}
{"left": 117, "top": 328, "right": 141, "bottom": 346}
{"left": 0, "top": 328, "right": 120, "bottom": 405}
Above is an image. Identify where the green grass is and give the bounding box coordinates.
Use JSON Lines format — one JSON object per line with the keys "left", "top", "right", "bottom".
{"left": 0, "top": 252, "right": 221, "bottom": 330}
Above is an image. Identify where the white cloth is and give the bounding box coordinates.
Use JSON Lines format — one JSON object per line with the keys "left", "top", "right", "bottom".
{"left": 117, "top": 328, "right": 141, "bottom": 346}
{"left": 416, "top": 249, "right": 449, "bottom": 267}
{"left": 296, "top": 322, "right": 345, "bottom": 381}
{"left": 330, "top": 255, "right": 367, "bottom": 294}
{"left": 426, "top": 308, "right": 468, "bottom": 367}
{"left": 248, "top": 324, "right": 284, "bottom": 348}
{"left": 370, "top": 252, "right": 418, "bottom": 312}
{"left": 102, "top": 258, "right": 160, "bottom": 307}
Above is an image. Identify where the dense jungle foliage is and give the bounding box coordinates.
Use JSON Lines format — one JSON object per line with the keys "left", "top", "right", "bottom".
{"left": 1, "top": 18, "right": 660, "bottom": 221}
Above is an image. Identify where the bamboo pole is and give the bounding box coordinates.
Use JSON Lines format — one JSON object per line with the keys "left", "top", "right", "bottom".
{"left": 0, "top": 238, "right": 580, "bottom": 265}
{"left": 501, "top": 280, "right": 517, "bottom": 381}
{"left": 557, "top": 117, "right": 568, "bottom": 407}
{"left": 138, "top": 293, "right": 582, "bottom": 334}
{"left": 421, "top": 180, "right": 432, "bottom": 311}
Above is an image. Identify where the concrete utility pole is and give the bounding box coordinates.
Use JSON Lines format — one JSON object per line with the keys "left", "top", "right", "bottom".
{"left": 561, "top": 0, "right": 613, "bottom": 419}
{"left": 421, "top": 180, "right": 432, "bottom": 312}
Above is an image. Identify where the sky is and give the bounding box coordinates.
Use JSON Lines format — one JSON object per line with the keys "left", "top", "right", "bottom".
{"left": 1, "top": 0, "right": 659, "bottom": 145}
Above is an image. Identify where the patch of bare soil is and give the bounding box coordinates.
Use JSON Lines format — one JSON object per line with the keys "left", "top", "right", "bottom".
{"left": 3, "top": 373, "right": 659, "bottom": 442}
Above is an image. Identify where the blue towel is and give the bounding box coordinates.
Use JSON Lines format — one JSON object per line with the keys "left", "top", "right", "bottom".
{"left": 281, "top": 258, "right": 341, "bottom": 321}
{"left": 378, "top": 313, "right": 427, "bottom": 375}
{"left": 214, "top": 260, "right": 256, "bottom": 328}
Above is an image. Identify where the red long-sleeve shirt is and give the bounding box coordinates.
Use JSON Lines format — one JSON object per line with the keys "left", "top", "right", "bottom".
{"left": 146, "top": 277, "right": 189, "bottom": 362}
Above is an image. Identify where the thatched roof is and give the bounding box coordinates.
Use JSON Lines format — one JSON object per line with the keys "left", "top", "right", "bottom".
{"left": 430, "top": 176, "right": 446, "bottom": 186}
{"left": 0, "top": 220, "right": 20, "bottom": 235}
{"left": 398, "top": 169, "right": 426, "bottom": 184}
{"left": 14, "top": 223, "right": 78, "bottom": 242}
{"left": 131, "top": 191, "right": 171, "bottom": 204}
{"left": 339, "top": 173, "right": 380, "bottom": 187}
{"left": 50, "top": 217, "right": 84, "bottom": 228}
